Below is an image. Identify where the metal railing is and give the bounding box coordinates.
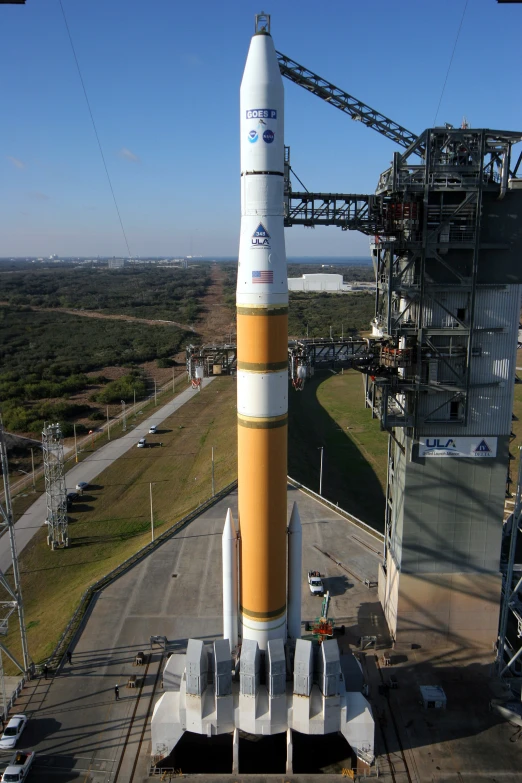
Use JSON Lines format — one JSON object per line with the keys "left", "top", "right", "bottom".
{"left": 287, "top": 475, "right": 384, "bottom": 543}
{"left": 0, "top": 672, "right": 30, "bottom": 723}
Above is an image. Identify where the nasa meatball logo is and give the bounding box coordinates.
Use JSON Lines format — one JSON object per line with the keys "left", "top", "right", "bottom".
{"left": 248, "top": 130, "right": 258, "bottom": 144}
{"left": 263, "top": 129, "right": 275, "bottom": 144}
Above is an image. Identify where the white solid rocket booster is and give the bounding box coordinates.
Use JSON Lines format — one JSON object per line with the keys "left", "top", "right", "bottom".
{"left": 287, "top": 502, "right": 302, "bottom": 640}
{"left": 222, "top": 508, "right": 238, "bottom": 651}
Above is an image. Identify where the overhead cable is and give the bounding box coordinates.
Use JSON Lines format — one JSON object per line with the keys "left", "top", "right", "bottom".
{"left": 59, "top": 0, "right": 132, "bottom": 257}
{"left": 433, "top": 0, "right": 469, "bottom": 127}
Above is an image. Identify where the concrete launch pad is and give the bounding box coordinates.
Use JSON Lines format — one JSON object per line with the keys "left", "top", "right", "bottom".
{"left": 4, "top": 487, "right": 522, "bottom": 781}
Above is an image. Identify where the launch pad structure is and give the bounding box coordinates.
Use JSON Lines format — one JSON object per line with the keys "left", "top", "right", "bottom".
{"left": 278, "top": 28, "right": 522, "bottom": 659}
{"left": 188, "top": 127, "right": 522, "bottom": 656}
{"left": 160, "top": 12, "right": 522, "bottom": 771}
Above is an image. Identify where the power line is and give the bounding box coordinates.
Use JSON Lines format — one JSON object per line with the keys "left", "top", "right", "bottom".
{"left": 58, "top": 0, "right": 132, "bottom": 257}
{"left": 433, "top": 0, "right": 469, "bottom": 127}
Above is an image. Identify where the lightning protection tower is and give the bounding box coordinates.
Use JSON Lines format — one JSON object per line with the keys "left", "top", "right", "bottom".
{"left": 42, "top": 423, "right": 68, "bottom": 549}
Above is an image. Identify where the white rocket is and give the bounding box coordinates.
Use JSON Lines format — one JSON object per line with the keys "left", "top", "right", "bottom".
{"left": 221, "top": 12, "right": 302, "bottom": 650}
{"left": 151, "top": 18, "right": 375, "bottom": 765}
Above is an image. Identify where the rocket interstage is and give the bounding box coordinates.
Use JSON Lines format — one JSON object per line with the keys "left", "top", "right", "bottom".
{"left": 236, "top": 18, "right": 289, "bottom": 649}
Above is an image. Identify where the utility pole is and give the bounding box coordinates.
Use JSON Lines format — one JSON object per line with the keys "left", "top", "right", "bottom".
{"left": 107, "top": 406, "right": 110, "bottom": 440}
{"left": 341, "top": 323, "right": 344, "bottom": 340}
{"left": 150, "top": 482, "right": 154, "bottom": 542}
{"left": 73, "top": 424, "right": 78, "bottom": 463}
{"left": 154, "top": 379, "right": 157, "bottom": 407}
{"left": 318, "top": 446, "right": 324, "bottom": 496}
{"left": 211, "top": 446, "right": 215, "bottom": 497}
{"left": 121, "top": 400, "right": 127, "bottom": 432}
{"left": 133, "top": 388, "right": 136, "bottom": 412}
{"left": 30, "top": 448, "right": 35, "bottom": 491}
{"left": 173, "top": 368, "right": 175, "bottom": 394}
{"left": 329, "top": 325, "right": 333, "bottom": 340}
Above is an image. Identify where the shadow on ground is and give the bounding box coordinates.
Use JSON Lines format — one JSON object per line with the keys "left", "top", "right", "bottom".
{"left": 288, "top": 373, "right": 385, "bottom": 531}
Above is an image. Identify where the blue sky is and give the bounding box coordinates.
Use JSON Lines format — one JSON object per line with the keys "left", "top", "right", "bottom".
{"left": 1, "top": 0, "right": 521, "bottom": 258}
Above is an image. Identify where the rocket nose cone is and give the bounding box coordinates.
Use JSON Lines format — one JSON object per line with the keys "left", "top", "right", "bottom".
{"left": 223, "top": 508, "right": 237, "bottom": 539}
{"left": 288, "top": 501, "right": 302, "bottom": 532}
{"left": 241, "top": 26, "right": 283, "bottom": 89}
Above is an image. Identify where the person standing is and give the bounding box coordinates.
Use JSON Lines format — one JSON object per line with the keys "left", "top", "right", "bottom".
{"left": 114, "top": 684, "right": 120, "bottom": 701}
{"left": 43, "top": 664, "right": 48, "bottom": 680}
{"left": 66, "top": 650, "right": 72, "bottom": 665}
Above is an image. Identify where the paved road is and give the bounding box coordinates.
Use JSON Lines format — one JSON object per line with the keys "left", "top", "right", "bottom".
{"left": 0, "top": 379, "right": 214, "bottom": 573}
{"left": 6, "top": 486, "right": 521, "bottom": 781}
{"left": 12, "top": 487, "right": 384, "bottom": 782}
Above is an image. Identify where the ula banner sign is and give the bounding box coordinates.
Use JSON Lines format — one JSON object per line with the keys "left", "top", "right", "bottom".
{"left": 418, "top": 437, "right": 498, "bottom": 458}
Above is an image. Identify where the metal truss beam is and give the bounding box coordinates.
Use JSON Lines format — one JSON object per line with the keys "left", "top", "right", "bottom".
{"left": 276, "top": 51, "right": 419, "bottom": 151}
{"left": 285, "top": 191, "right": 379, "bottom": 233}
{"left": 498, "top": 452, "right": 522, "bottom": 677}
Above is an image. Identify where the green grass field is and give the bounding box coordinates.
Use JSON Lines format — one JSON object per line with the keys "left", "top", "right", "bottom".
{"left": 6, "top": 378, "right": 238, "bottom": 667}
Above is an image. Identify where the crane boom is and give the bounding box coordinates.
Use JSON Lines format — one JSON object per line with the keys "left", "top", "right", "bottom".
{"left": 276, "top": 51, "right": 418, "bottom": 150}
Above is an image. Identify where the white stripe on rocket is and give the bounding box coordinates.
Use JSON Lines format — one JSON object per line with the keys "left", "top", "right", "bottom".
{"left": 237, "top": 372, "right": 288, "bottom": 418}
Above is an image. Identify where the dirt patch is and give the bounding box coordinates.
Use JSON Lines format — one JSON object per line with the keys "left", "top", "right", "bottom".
{"left": 0, "top": 302, "right": 197, "bottom": 335}
{"left": 196, "top": 264, "right": 236, "bottom": 342}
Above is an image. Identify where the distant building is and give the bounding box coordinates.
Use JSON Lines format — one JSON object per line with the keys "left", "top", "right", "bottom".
{"left": 288, "top": 273, "right": 345, "bottom": 291}
{"left": 108, "top": 258, "right": 125, "bottom": 269}
{"left": 288, "top": 273, "right": 376, "bottom": 293}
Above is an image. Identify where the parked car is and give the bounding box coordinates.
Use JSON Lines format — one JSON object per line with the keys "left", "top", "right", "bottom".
{"left": 137, "top": 438, "right": 147, "bottom": 448}
{"left": 66, "top": 492, "right": 79, "bottom": 509}
{"left": 148, "top": 425, "right": 157, "bottom": 434}
{"left": 0, "top": 715, "right": 27, "bottom": 750}
{"left": 307, "top": 570, "right": 324, "bottom": 596}
{"left": 75, "top": 481, "right": 89, "bottom": 494}
{"left": 1, "top": 751, "right": 35, "bottom": 782}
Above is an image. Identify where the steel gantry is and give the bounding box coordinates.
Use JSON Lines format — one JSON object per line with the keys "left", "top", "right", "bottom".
{"left": 276, "top": 44, "right": 522, "bottom": 654}
{"left": 497, "top": 453, "right": 522, "bottom": 677}
{"left": 276, "top": 51, "right": 419, "bottom": 151}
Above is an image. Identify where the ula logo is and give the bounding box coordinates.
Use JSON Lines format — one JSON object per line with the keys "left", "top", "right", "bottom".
{"left": 474, "top": 439, "right": 491, "bottom": 454}
{"left": 251, "top": 223, "right": 270, "bottom": 248}
{"left": 426, "top": 439, "right": 456, "bottom": 449}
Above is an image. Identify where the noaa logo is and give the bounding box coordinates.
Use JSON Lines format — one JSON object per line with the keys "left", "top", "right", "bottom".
{"left": 251, "top": 223, "right": 271, "bottom": 248}
{"left": 248, "top": 130, "right": 258, "bottom": 143}
{"left": 263, "top": 129, "right": 274, "bottom": 144}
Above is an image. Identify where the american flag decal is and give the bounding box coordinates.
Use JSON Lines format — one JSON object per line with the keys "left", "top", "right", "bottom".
{"left": 252, "top": 270, "right": 274, "bottom": 284}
